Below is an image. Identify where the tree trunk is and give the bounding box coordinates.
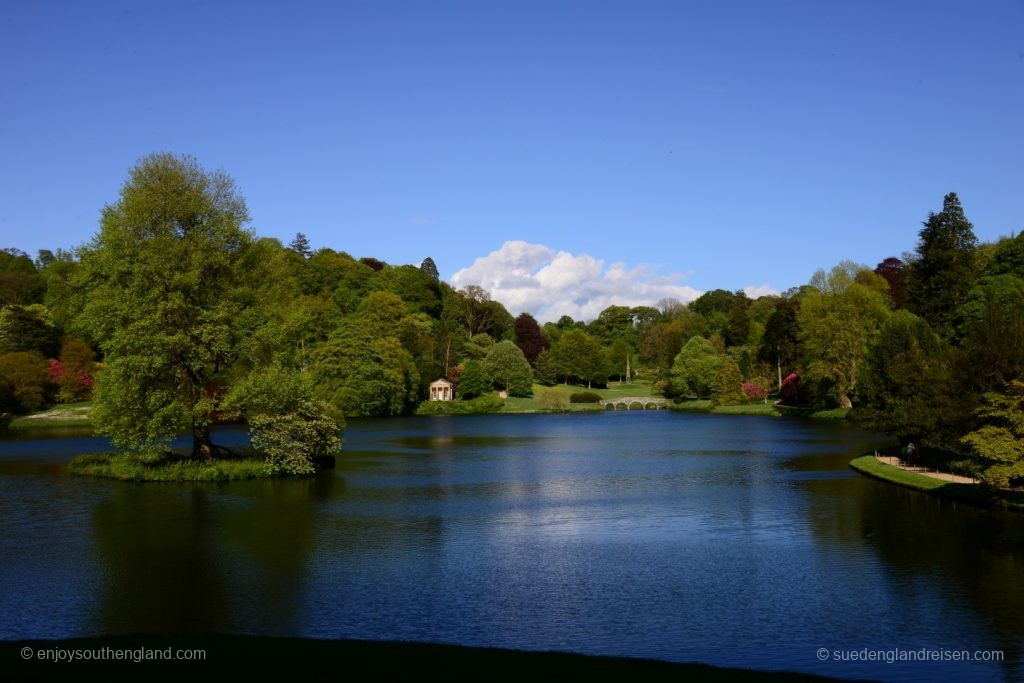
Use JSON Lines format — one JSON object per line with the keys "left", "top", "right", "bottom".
{"left": 193, "top": 422, "right": 214, "bottom": 460}
{"left": 839, "top": 394, "right": 853, "bottom": 410}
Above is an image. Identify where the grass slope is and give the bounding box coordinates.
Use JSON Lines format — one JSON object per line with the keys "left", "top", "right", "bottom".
{"left": 8, "top": 401, "right": 93, "bottom": 429}
{"left": 849, "top": 454, "right": 1024, "bottom": 512}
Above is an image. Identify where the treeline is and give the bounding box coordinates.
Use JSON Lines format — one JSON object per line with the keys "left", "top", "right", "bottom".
{"left": 0, "top": 155, "right": 1021, "bottom": 485}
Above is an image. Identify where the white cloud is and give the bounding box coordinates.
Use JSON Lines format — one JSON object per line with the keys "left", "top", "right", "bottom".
{"left": 742, "top": 284, "right": 781, "bottom": 299}
{"left": 450, "top": 241, "right": 704, "bottom": 322}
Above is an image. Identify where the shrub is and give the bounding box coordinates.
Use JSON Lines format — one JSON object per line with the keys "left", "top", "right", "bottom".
{"left": 415, "top": 395, "right": 505, "bottom": 415}
{"left": 742, "top": 382, "right": 769, "bottom": 401}
{"left": 249, "top": 399, "right": 341, "bottom": 475}
{"left": 539, "top": 389, "right": 569, "bottom": 411}
{"left": 569, "top": 391, "right": 602, "bottom": 404}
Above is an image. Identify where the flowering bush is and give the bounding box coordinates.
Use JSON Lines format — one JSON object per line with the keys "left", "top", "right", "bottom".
{"left": 742, "top": 382, "right": 768, "bottom": 401}
{"left": 780, "top": 372, "right": 800, "bottom": 404}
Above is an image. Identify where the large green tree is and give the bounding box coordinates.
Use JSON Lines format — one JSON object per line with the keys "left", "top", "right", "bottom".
{"left": 670, "top": 335, "right": 722, "bottom": 399}
{"left": 76, "top": 153, "right": 273, "bottom": 457}
{"left": 798, "top": 266, "right": 890, "bottom": 408}
{"left": 906, "top": 192, "right": 978, "bottom": 336}
{"left": 961, "top": 380, "right": 1024, "bottom": 487}
{"left": 853, "top": 311, "right": 951, "bottom": 444}
{"left": 483, "top": 340, "right": 533, "bottom": 396}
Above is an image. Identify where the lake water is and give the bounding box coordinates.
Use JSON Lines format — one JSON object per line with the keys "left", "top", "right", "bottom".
{"left": 1, "top": 412, "right": 1021, "bottom": 681}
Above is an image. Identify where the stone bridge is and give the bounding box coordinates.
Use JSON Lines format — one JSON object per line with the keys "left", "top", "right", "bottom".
{"left": 598, "top": 397, "right": 667, "bottom": 410}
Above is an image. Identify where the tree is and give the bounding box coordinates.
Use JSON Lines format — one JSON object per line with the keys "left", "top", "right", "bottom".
{"left": 875, "top": 257, "right": 908, "bottom": 309}
{"left": 0, "top": 304, "right": 59, "bottom": 356}
{"left": 670, "top": 336, "right": 722, "bottom": 399}
{"left": 311, "top": 319, "right": 419, "bottom": 417}
{"left": 289, "top": 232, "right": 312, "bottom": 258}
{"left": 853, "top": 311, "right": 951, "bottom": 444}
{"left": 514, "top": 312, "right": 548, "bottom": 365}
{"left": 484, "top": 340, "right": 533, "bottom": 396}
{"left": 757, "top": 298, "right": 800, "bottom": 388}
{"left": 711, "top": 357, "right": 745, "bottom": 407}
{"left": 457, "top": 360, "right": 492, "bottom": 399}
{"left": 420, "top": 257, "right": 440, "bottom": 281}
{"left": 689, "top": 289, "right": 735, "bottom": 318}
{"left": 906, "top": 192, "right": 978, "bottom": 336}
{"left": 53, "top": 338, "right": 96, "bottom": 402}
{"left": 798, "top": 265, "right": 890, "bottom": 408}
{"left": 533, "top": 349, "right": 559, "bottom": 385}
{"left": 961, "top": 380, "right": 1024, "bottom": 487}
{"left": 0, "top": 248, "right": 43, "bottom": 306}
{"left": 76, "top": 153, "right": 266, "bottom": 457}
{"left": 0, "top": 351, "right": 51, "bottom": 412}
{"left": 985, "top": 233, "right": 1024, "bottom": 279}
{"left": 223, "top": 364, "right": 342, "bottom": 475}
{"left": 724, "top": 292, "right": 751, "bottom": 347}
{"left": 549, "top": 329, "right": 607, "bottom": 387}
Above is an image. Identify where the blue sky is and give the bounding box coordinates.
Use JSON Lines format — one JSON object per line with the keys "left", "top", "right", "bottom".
{"left": 2, "top": 1, "right": 1023, "bottom": 319}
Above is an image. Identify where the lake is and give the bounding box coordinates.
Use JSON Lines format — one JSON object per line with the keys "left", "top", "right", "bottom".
{"left": 1, "top": 411, "right": 1021, "bottom": 681}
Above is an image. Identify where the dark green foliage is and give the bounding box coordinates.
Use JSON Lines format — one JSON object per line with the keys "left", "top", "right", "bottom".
{"left": 0, "top": 304, "right": 59, "bottom": 356}
{"left": 371, "top": 265, "right": 442, "bottom": 317}
{"left": 416, "top": 394, "right": 504, "bottom": 415}
{"left": 689, "top": 289, "right": 736, "bottom": 318}
{"left": 569, "top": 391, "right": 602, "bottom": 403}
{"left": 311, "top": 319, "right": 419, "bottom": 417}
{"left": 757, "top": 298, "right": 800, "bottom": 373}
{"left": 589, "top": 305, "right": 637, "bottom": 347}
{"left": 0, "top": 248, "right": 43, "bottom": 305}
{"left": 906, "top": 192, "right": 978, "bottom": 336}
{"left": 420, "top": 257, "right": 439, "bottom": 281}
{"left": 724, "top": 293, "right": 751, "bottom": 347}
{"left": 289, "top": 232, "right": 312, "bottom": 258}
{"left": 984, "top": 233, "right": 1024, "bottom": 278}
{"left": 457, "top": 360, "right": 491, "bottom": 399}
{"left": 853, "top": 311, "right": 951, "bottom": 444}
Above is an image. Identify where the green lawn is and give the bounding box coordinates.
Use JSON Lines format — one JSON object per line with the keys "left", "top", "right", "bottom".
{"left": 8, "top": 401, "right": 94, "bottom": 429}
{"left": 497, "top": 381, "right": 659, "bottom": 413}
{"left": 849, "top": 454, "right": 1024, "bottom": 511}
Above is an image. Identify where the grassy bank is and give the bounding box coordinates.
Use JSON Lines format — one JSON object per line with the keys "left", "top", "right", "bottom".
{"left": 69, "top": 451, "right": 276, "bottom": 482}
{"left": 849, "top": 454, "right": 1024, "bottom": 512}
{"left": 7, "top": 401, "right": 93, "bottom": 430}
{"left": 668, "top": 401, "right": 783, "bottom": 417}
{"left": 2, "top": 635, "right": 838, "bottom": 682}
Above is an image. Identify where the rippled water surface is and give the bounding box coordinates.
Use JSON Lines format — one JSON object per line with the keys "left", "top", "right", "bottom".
{"left": 1, "top": 412, "right": 1022, "bottom": 681}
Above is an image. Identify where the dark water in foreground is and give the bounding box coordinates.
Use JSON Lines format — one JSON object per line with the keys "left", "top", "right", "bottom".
{"left": 1, "top": 412, "right": 1022, "bottom": 681}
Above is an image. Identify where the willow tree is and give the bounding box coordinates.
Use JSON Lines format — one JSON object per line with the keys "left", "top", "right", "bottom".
{"left": 78, "top": 153, "right": 267, "bottom": 458}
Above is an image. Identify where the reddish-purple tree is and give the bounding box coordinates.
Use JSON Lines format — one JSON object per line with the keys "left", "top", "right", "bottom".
{"left": 780, "top": 372, "right": 800, "bottom": 404}
{"left": 514, "top": 312, "right": 548, "bottom": 366}
{"left": 875, "top": 257, "right": 908, "bottom": 309}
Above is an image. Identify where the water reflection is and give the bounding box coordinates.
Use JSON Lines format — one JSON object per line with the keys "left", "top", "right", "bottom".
{"left": 92, "top": 474, "right": 336, "bottom": 635}
{"left": 1, "top": 412, "right": 1021, "bottom": 680}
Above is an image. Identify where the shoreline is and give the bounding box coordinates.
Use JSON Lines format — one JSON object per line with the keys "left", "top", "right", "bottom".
{"left": 849, "top": 454, "right": 1024, "bottom": 512}
{"left": 2, "top": 635, "right": 840, "bottom": 681}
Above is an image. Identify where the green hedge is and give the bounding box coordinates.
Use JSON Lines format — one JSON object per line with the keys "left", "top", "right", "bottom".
{"left": 569, "top": 391, "right": 602, "bottom": 404}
